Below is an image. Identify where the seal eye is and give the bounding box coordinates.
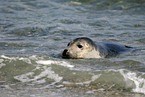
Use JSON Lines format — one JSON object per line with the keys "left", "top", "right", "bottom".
{"left": 77, "top": 44, "right": 83, "bottom": 48}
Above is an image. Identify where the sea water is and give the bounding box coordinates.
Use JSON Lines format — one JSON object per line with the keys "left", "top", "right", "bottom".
{"left": 0, "top": 0, "right": 145, "bottom": 96}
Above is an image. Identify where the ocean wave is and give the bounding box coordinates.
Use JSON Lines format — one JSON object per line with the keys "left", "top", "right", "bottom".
{"left": 0, "top": 55, "right": 145, "bottom": 94}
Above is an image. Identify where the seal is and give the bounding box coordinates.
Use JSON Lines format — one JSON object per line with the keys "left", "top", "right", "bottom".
{"left": 62, "top": 37, "right": 131, "bottom": 59}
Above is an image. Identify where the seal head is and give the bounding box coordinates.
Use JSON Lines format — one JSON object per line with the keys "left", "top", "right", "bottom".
{"left": 62, "top": 37, "right": 131, "bottom": 59}
{"left": 62, "top": 37, "right": 101, "bottom": 59}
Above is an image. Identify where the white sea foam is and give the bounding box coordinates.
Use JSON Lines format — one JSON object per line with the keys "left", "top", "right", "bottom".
{"left": 36, "top": 60, "right": 74, "bottom": 68}
{"left": 120, "top": 69, "right": 145, "bottom": 94}
{"left": 14, "top": 67, "right": 63, "bottom": 83}
{"left": 0, "top": 55, "right": 32, "bottom": 64}
{"left": 1, "top": 55, "right": 15, "bottom": 60}
{"left": 14, "top": 72, "right": 35, "bottom": 82}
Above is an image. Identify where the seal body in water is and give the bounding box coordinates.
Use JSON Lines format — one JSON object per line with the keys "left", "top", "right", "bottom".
{"left": 62, "top": 37, "right": 131, "bottom": 59}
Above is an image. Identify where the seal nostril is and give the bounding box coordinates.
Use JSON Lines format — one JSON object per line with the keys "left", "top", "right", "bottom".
{"left": 64, "top": 49, "right": 68, "bottom": 53}
{"left": 62, "top": 49, "right": 68, "bottom": 56}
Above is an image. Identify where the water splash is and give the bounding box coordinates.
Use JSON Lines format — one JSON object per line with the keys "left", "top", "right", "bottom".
{"left": 120, "top": 69, "right": 145, "bottom": 94}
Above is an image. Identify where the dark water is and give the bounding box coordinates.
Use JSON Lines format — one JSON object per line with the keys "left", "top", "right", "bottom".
{"left": 0, "top": 0, "right": 145, "bottom": 96}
